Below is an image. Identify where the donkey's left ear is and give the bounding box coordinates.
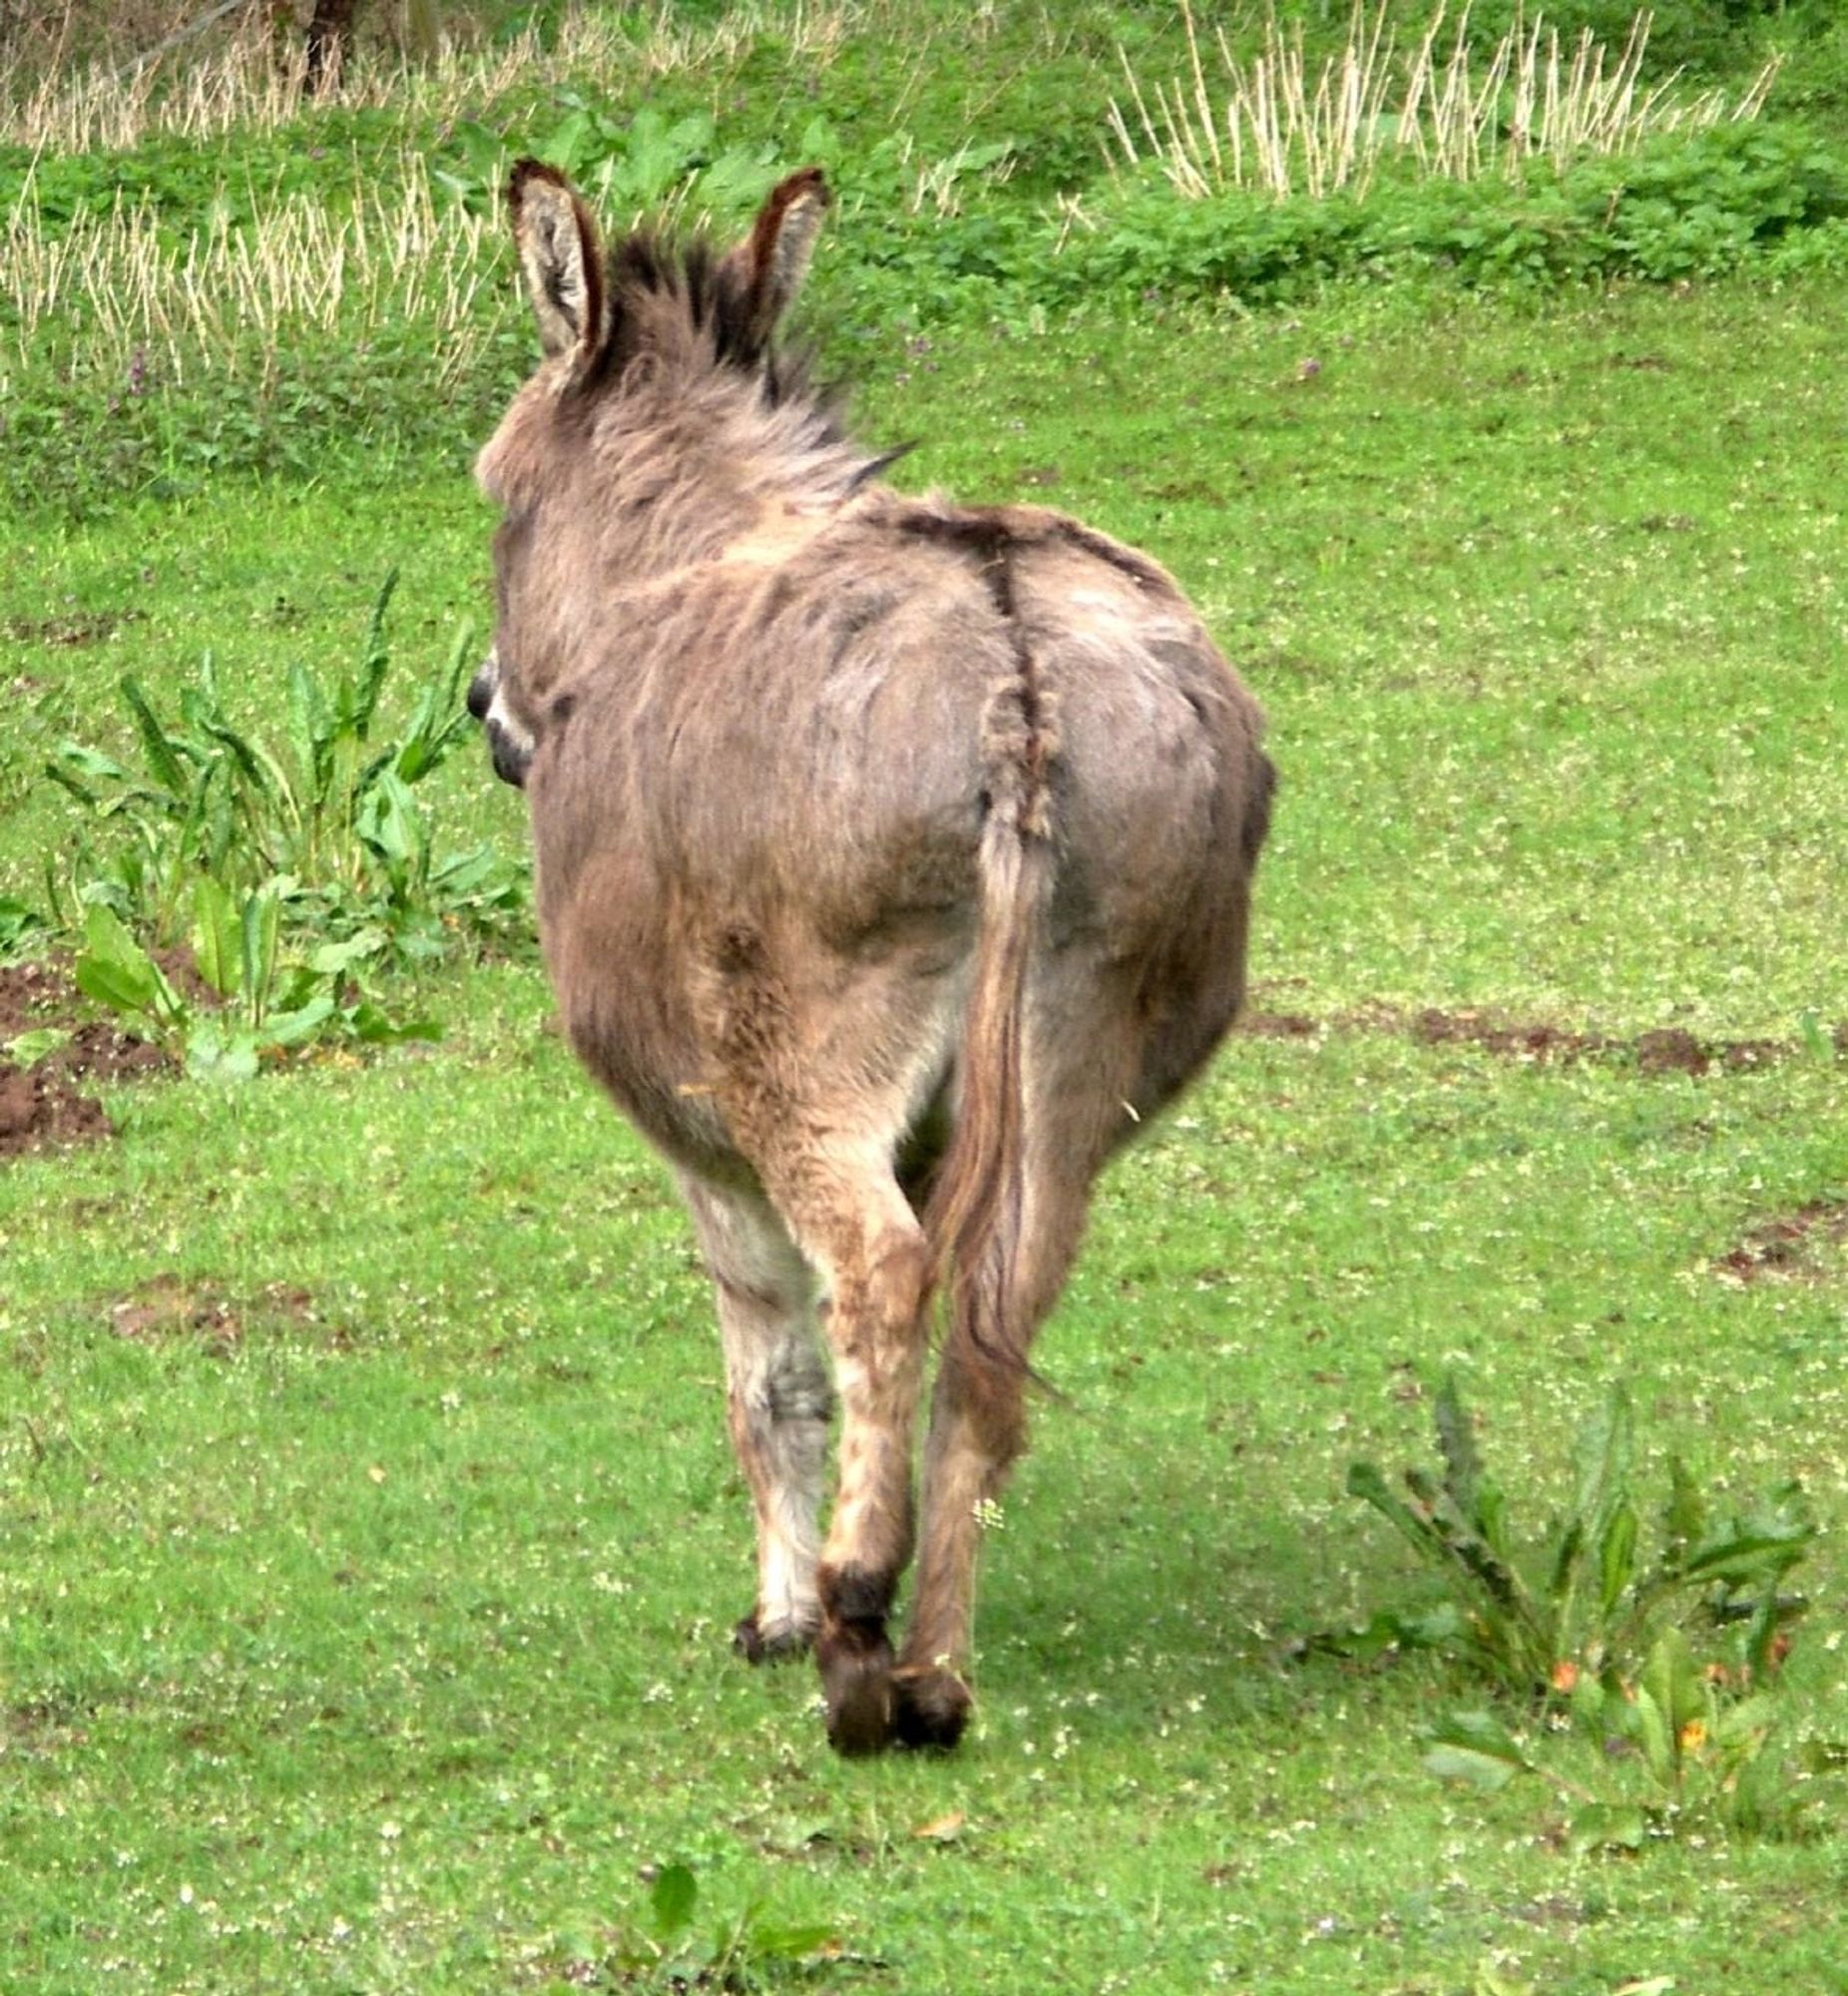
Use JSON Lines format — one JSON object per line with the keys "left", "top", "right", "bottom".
{"left": 509, "top": 158, "right": 604, "bottom": 364}
{"left": 725, "top": 168, "right": 830, "bottom": 343}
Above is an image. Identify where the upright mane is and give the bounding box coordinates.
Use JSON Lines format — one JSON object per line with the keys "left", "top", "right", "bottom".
{"left": 572, "top": 226, "right": 821, "bottom": 416}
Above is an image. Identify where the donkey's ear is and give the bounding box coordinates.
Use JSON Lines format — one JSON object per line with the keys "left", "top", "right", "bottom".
{"left": 725, "top": 167, "right": 830, "bottom": 343}
{"left": 509, "top": 159, "right": 604, "bottom": 363}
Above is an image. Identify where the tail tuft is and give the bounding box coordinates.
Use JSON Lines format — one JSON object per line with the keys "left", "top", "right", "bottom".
{"left": 924, "top": 674, "right": 1058, "bottom": 1377}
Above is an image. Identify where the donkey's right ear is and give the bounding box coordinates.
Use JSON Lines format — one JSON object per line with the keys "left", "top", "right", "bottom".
{"left": 509, "top": 159, "right": 604, "bottom": 364}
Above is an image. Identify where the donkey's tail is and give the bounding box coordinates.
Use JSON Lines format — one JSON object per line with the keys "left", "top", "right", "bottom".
{"left": 922, "top": 671, "right": 1059, "bottom": 1377}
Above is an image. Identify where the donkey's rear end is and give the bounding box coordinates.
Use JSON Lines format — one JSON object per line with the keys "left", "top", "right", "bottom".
{"left": 473, "top": 162, "right": 1273, "bottom": 1752}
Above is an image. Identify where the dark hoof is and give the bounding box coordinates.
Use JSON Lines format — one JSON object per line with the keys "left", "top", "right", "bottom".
{"left": 819, "top": 1636, "right": 896, "bottom": 1756}
{"left": 732, "top": 1614, "right": 814, "bottom": 1666}
{"left": 892, "top": 1666, "right": 973, "bottom": 1750}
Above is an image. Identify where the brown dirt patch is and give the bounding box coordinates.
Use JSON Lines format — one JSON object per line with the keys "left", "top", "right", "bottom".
{"left": 1408, "top": 1007, "right": 1602, "bottom": 1062}
{"left": 109, "top": 1273, "right": 242, "bottom": 1349}
{"left": 0, "top": 956, "right": 176, "bottom": 1159}
{"left": 37, "top": 1023, "right": 171, "bottom": 1085}
{"left": 1237, "top": 998, "right": 1847, "bottom": 1077}
{"left": 106, "top": 1274, "right": 323, "bottom": 1350}
{"left": 0, "top": 1064, "right": 113, "bottom": 1156}
{"left": 5, "top": 608, "right": 147, "bottom": 648}
{"left": 1240, "top": 1010, "right": 1320, "bottom": 1040}
{"left": 1713, "top": 1201, "right": 1848, "bottom": 1285}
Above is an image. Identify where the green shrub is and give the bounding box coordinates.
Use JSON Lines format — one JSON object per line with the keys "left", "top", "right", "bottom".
{"left": 1056, "top": 122, "right": 1848, "bottom": 306}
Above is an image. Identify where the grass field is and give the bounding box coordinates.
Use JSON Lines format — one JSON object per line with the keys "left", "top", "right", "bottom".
{"left": 4, "top": 6, "right": 1847, "bottom": 1992}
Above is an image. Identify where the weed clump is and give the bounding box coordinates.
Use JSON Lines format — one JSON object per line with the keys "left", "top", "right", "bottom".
{"left": 1333, "top": 1379, "right": 1841, "bottom": 1848}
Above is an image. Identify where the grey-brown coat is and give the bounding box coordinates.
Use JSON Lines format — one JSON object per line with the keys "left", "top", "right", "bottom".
{"left": 470, "top": 161, "right": 1274, "bottom": 1753}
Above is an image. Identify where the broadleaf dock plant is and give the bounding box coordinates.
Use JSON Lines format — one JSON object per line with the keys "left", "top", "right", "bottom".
{"left": 42, "top": 571, "right": 526, "bottom": 963}
{"left": 1338, "top": 1380, "right": 1833, "bottom": 1846}
{"left": 1421, "top": 1630, "right": 1846, "bottom": 1849}
{"left": 545, "top": 1860, "right": 844, "bottom": 1991}
{"left": 1342, "top": 1377, "right": 1816, "bottom": 1700}
{"left": 73, "top": 886, "right": 438, "bottom": 1083}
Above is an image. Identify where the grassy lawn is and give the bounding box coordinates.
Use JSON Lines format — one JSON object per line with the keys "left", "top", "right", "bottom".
{"left": 4, "top": 5, "right": 1847, "bottom": 1990}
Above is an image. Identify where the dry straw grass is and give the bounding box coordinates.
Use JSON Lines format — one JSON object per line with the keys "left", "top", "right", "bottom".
{"left": 3, "top": 149, "right": 499, "bottom": 387}
{"left": 1109, "top": 1, "right": 1781, "bottom": 202}
{"left": 0, "top": 1, "right": 853, "bottom": 154}
{"left": 2, "top": 1, "right": 855, "bottom": 392}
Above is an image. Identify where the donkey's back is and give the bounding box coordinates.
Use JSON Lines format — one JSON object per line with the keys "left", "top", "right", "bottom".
{"left": 473, "top": 163, "right": 1272, "bottom": 1753}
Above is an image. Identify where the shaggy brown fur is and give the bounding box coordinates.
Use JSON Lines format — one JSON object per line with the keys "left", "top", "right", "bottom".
{"left": 472, "top": 160, "right": 1275, "bottom": 1753}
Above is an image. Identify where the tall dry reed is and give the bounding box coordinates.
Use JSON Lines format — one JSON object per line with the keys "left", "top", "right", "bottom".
{"left": 1108, "top": 2, "right": 1780, "bottom": 202}
{"left": 5, "top": 148, "right": 500, "bottom": 389}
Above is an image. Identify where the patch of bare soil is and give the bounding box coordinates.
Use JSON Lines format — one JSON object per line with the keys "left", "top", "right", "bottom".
{"left": 0, "top": 957, "right": 173, "bottom": 1160}
{"left": 1239, "top": 1010, "right": 1320, "bottom": 1040}
{"left": 107, "top": 1274, "right": 323, "bottom": 1350}
{"left": 0, "top": 1065, "right": 112, "bottom": 1156}
{"left": 1408, "top": 1007, "right": 1603, "bottom": 1062}
{"left": 1713, "top": 1201, "right": 1848, "bottom": 1285}
{"left": 1237, "top": 999, "right": 1847, "bottom": 1077}
{"left": 5, "top": 608, "right": 147, "bottom": 648}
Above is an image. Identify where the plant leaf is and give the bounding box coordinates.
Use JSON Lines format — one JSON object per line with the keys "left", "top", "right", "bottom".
{"left": 649, "top": 1862, "right": 697, "bottom": 1941}
{"left": 744, "top": 1920, "right": 842, "bottom": 1961}
{"left": 1598, "top": 1500, "right": 1639, "bottom": 1619}
{"left": 1680, "top": 1519, "right": 1813, "bottom": 1585}
{"left": 1569, "top": 1804, "right": 1648, "bottom": 1856}
{"left": 6, "top": 1027, "right": 72, "bottom": 1068}
{"left": 1348, "top": 1460, "right": 1451, "bottom": 1560}
{"left": 1631, "top": 1684, "right": 1675, "bottom": 1785}
{"left": 1572, "top": 1381, "right": 1634, "bottom": 1546}
{"left": 191, "top": 874, "right": 243, "bottom": 998}
{"left": 184, "top": 1020, "right": 260, "bottom": 1083}
{"left": 1661, "top": 1456, "right": 1706, "bottom": 1565}
{"left": 287, "top": 659, "right": 333, "bottom": 800}
{"left": 344, "top": 1004, "right": 442, "bottom": 1045}
{"left": 1434, "top": 1374, "right": 1484, "bottom": 1520}
{"left": 258, "top": 996, "right": 338, "bottom": 1049}
{"left": 1640, "top": 1628, "right": 1704, "bottom": 1739}
{"left": 339, "top": 569, "right": 399, "bottom": 744}
{"left": 1423, "top": 1710, "right": 1531, "bottom": 1789}
{"left": 119, "top": 675, "right": 191, "bottom": 799}
{"left": 241, "top": 885, "right": 282, "bottom": 1020}
{"left": 75, "top": 903, "right": 171, "bottom": 1023}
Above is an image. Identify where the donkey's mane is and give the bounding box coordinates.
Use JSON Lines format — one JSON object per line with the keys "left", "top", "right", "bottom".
{"left": 569, "top": 224, "right": 916, "bottom": 500}
{"left": 583, "top": 231, "right": 816, "bottom": 412}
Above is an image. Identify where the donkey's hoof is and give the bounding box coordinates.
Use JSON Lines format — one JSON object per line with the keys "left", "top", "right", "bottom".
{"left": 892, "top": 1666, "right": 973, "bottom": 1750}
{"left": 819, "top": 1640, "right": 896, "bottom": 1756}
{"left": 732, "top": 1613, "right": 814, "bottom": 1666}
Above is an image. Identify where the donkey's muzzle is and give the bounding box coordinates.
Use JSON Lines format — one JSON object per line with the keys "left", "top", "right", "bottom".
{"left": 466, "top": 654, "right": 497, "bottom": 723}
{"left": 487, "top": 720, "right": 532, "bottom": 788}
{"left": 468, "top": 649, "right": 532, "bottom": 787}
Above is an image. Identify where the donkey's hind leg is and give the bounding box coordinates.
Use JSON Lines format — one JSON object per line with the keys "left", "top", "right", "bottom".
{"left": 752, "top": 1139, "right": 933, "bottom": 1755}
{"left": 680, "top": 1177, "right": 831, "bottom": 1662}
{"left": 895, "top": 1000, "right": 1141, "bottom": 1748}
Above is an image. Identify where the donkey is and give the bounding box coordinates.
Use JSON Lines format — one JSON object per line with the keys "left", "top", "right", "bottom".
{"left": 468, "top": 160, "right": 1274, "bottom": 1754}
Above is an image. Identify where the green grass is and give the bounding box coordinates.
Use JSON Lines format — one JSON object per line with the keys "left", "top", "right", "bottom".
{"left": 4, "top": 4, "right": 1848, "bottom": 1990}
{"left": 5, "top": 994, "right": 1846, "bottom": 1992}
